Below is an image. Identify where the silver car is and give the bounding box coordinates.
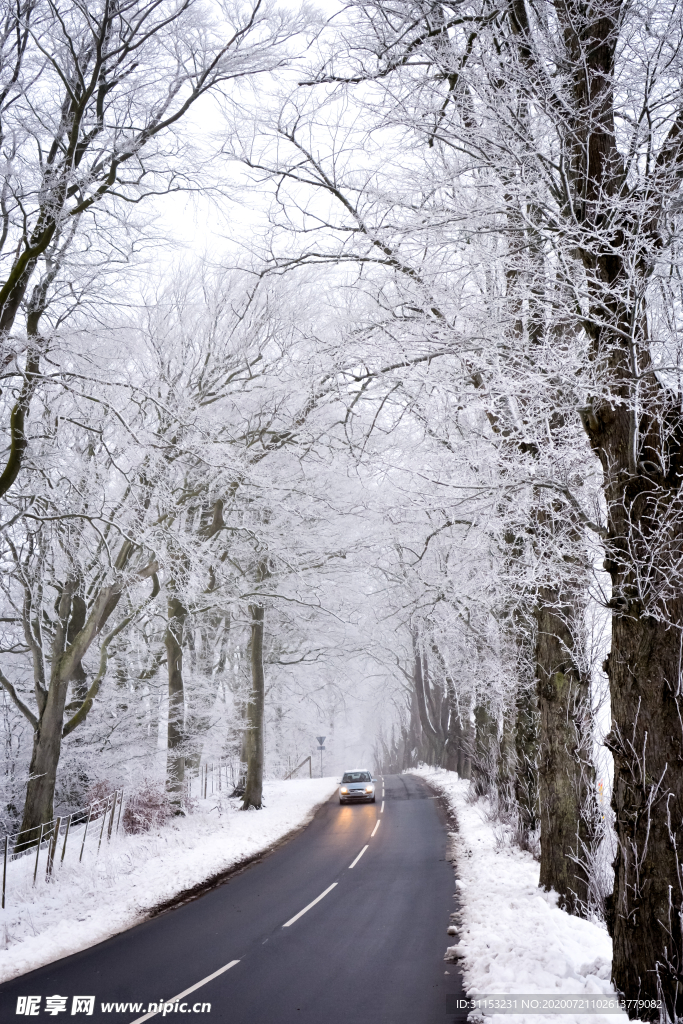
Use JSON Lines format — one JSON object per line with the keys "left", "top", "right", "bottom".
{"left": 338, "top": 769, "right": 376, "bottom": 804}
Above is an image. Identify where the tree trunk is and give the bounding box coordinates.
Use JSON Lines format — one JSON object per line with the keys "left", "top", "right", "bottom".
{"left": 12, "top": 540, "right": 155, "bottom": 840}
{"left": 581, "top": 335, "right": 683, "bottom": 1012}
{"left": 496, "top": 707, "right": 516, "bottom": 813}
{"left": 165, "top": 596, "right": 187, "bottom": 813}
{"left": 242, "top": 602, "right": 265, "bottom": 810}
{"left": 472, "top": 703, "right": 496, "bottom": 796}
{"left": 18, "top": 683, "right": 69, "bottom": 848}
{"left": 443, "top": 684, "right": 462, "bottom": 773}
{"left": 18, "top": 582, "right": 77, "bottom": 846}
{"left": 603, "top": 613, "right": 683, "bottom": 1009}
{"left": 535, "top": 588, "right": 593, "bottom": 913}
{"left": 528, "top": 0, "right": 683, "bottom": 1005}
{"left": 514, "top": 681, "right": 539, "bottom": 842}
{"left": 412, "top": 634, "right": 440, "bottom": 761}
{"left": 458, "top": 710, "right": 473, "bottom": 780}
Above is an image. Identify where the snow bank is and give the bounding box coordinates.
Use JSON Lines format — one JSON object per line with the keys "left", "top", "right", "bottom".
{"left": 0, "top": 777, "right": 337, "bottom": 984}
{"left": 410, "top": 767, "right": 628, "bottom": 1024}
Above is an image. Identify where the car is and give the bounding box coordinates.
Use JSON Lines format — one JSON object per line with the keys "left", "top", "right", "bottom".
{"left": 338, "top": 769, "right": 376, "bottom": 804}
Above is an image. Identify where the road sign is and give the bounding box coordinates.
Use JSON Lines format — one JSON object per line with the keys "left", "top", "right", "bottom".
{"left": 316, "top": 737, "right": 326, "bottom": 778}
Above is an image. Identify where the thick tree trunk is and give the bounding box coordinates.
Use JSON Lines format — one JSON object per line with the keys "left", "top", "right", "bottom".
{"left": 496, "top": 707, "right": 516, "bottom": 813}
{"left": 535, "top": 588, "right": 593, "bottom": 914}
{"left": 18, "top": 683, "right": 69, "bottom": 848}
{"left": 165, "top": 596, "right": 187, "bottom": 812}
{"left": 514, "top": 682, "right": 539, "bottom": 842}
{"left": 537, "top": 0, "right": 683, "bottom": 1005}
{"left": 407, "top": 684, "right": 421, "bottom": 765}
{"left": 412, "top": 635, "right": 441, "bottom": 762}
{"left": 604, "top": 614, "right": 683, "bottom": 1010}
{"left": 423, "top": 653, "right": 441, "bottom": 740}
{"left": 242, "top": 603, "right": 265, "bottom": 810}
{"left": 13, "top": 542, "right": 152, "bottom": 841}
{"left": 472, "top": 703, "right": 496, "bottom": 796}
{"left": 588, "top": 387, "right": 683, "bottom": 1008}
{"left": 443, "top": 689, "right": 462, "bottom": 773}
{"left": 18, "top": 582, "right": 78, "bottom": 846}
{"left": 458, "top": 711, "right": 473, "bottom": 780}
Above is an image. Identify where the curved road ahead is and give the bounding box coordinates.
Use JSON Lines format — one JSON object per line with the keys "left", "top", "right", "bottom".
{"left": 1, "top": 774, "right": 465, "bottom": 1023}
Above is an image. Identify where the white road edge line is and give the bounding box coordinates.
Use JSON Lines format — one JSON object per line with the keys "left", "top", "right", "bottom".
{"left": 371, "top": 821, "right": 380, "bottom": 837}
{"left": 282, "top": 882, "right": 338, "bottom": 927}
{"left": 381, "top": 801, "right": 384, "bottom": 812}
{"left": 349, "top": 845, "right": 369, "bottom": 869}
{"left": 129, "top": 960, "right": 240, "bottom": 1024}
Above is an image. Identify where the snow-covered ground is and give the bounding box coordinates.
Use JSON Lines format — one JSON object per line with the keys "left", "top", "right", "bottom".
{"left": 0, "top": 777, "right": 337, "bottom": 985}
{"left": 410, "top": 767, "right": 629, "bottom": 1024}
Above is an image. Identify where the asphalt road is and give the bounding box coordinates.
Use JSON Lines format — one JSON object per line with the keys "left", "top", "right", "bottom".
{"left": 1, "top": 774, "right": 466, "bottom": 1023}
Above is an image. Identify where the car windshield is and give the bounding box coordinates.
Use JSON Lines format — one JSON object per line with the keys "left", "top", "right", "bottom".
{"left": 342, "top": 772, "right": 371, "bottom": 783}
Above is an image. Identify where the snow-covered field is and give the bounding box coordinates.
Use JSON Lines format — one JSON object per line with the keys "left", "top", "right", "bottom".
{"left": 410, "top": 768, "right": 628, "bottom": 1024}
{"left": 0, "top": 777, "right": 337, "bottom": 985}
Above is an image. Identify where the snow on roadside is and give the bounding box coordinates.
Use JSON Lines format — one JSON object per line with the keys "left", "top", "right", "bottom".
{"left": 0, "top": 777, "right": 337, "bottom": 985}
{"left": 410, "top": 767, "right": 628, "bottom": 1024}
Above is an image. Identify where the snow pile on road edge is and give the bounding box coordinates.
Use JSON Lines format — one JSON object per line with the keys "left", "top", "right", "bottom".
{"left": 0, "top": 777, "right": 337, "bottom": 984}
{"left": 409, "top": 767, "right": 627, "bottom": 1024}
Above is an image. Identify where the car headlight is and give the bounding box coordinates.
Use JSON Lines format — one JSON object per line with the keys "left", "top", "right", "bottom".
{"left": 340, "top": 787, "right": 348, "bottom": 794}
{"left": 365, "top": 786, "right": 373, "bottom": 793}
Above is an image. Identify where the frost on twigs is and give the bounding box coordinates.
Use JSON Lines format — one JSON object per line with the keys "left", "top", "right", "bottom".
{"left": 122, "top": 784, "right": 170, "bottom": 835}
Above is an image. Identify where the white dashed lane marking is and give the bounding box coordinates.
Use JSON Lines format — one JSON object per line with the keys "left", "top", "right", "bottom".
{"left": 282, "top": 883, "right": 338, "bottom": 928}
{"left": 348, "top": 845, "right": 369, "bottom": 869}
{"left": 129, "top": 961, "right": 240, "bottom": 1023}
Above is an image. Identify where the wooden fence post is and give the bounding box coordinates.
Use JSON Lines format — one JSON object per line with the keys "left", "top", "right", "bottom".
{"left": 79, "top": 807, "right": 92, "bottom": 863}
{"left": 97, "top": 799, "right": 109, "bottom": 856}
{"left": 107, "top": 792, "right": 117, "bottom": 841}
{"left": 46, "top": 818, "right": 61, "bottom": 879}
{"left": 2, "top": 835, "right": 7, "bottom": 909}
{"left": 61, "top": 814, "right": 72, "bottom": 865}
{"left": 33, "top": 824, "right": 44, "bottom": 885}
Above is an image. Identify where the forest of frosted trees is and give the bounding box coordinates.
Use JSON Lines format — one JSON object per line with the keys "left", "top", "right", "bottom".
{"left": 3, "top": 0, "right": 683, "bottom": 1015}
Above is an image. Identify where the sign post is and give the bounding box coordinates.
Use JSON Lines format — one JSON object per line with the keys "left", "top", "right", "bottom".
{"left": 316, "top": 736, "right": 326, "bottom": 778}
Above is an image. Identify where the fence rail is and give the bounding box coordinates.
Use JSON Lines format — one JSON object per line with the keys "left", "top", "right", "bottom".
{"left": 1, "top": 789, "right": 124, "bottom": 909}
{"left": 185, "top": 759, "right": 243, "bottom": 800}
{"left": 186, "top": 757, "right": 315, "bottom": 796}
{"left": 0, "top": 758, "right": 316, "bottom": 907}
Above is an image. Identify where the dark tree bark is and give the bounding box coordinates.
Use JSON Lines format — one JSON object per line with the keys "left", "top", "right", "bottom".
{"left": 457, "top": 714, "right": 473, "bottom": 781}
{"left": 496, "top": 707, "right": 516, "bottom": 813}
{"left": 514, "top": 682, "right": 539, "bottom": 842}
{"left": 165, "top": 596, "right": 187, "bottom": 813}
{"left": 535, "top": 587, "right": 594, "bottom": 913}
{"left": 407, "top": 684, "right": 422, "bottom": 766}
{"left": 17, "top": 583, "right": 76, "bottom": 845}
{"left": 472, "top": 703, "right": 497, "bottom": 796}
{"left": 7, "top": 540, "right": 158, "bottom": 844}
{"left": 443, "top": 677, "right": 462, "bottom": 773}
{"left": 412, "top": 636, "right": 446, "bottom": 764}
{"left": 539, "top": 0, "right": 683, "bottom": 1005}
{"left": 242, "top": 602, "right": 265, "bottom": 810}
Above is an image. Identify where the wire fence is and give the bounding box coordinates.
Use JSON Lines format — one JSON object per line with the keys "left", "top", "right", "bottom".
{"left": 186, "top": 758, "right": 244, "bottom": 800}
{"left": 0, "top": 757, "right": 317, "bottom": 907}
{"left": 186, "top": 756, "right": 313, "bottom": 798}
{"left": 1, "top": 789, "right": 124, "bottom": 909}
